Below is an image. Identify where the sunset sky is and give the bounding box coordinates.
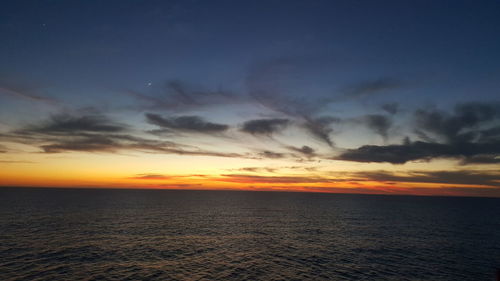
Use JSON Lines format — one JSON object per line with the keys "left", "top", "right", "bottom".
{"left": 1, "top": 0, "right": 500, "bottom": 197}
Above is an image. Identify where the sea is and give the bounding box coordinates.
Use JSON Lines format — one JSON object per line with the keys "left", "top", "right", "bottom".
{"left": 1, "top": 188, "right": 499, "bottom": 280}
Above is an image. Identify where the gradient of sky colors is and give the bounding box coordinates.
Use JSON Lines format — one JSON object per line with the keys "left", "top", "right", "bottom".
{"left": 1, "top": 0, "right": 500, "bottom": 197}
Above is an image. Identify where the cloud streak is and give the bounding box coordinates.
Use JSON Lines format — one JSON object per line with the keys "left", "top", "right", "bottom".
{"left": 336, "top": 140, "right": 500, "bottom": 164}
{"left": 1, "top": 113, "right": 247, "bottom": 158}
{"left": 22, "top": 114, "right": 127, "bottom": 134}
{"left": 362, "top": 114, "right": 392, "bottom": 140}
{"left": 349, "top": 170, "right": 500, "bottom": 187}
{"left": 286, "top": 145, "right": 316, "bottom": 157}
{"left": 0, "top": 85, "right": 58, "bottom": 104}
{"left": 240, "top": 118, "right": 289, "bottom": 136}
{"left": 146, "top": 113, "right": 228, "bottom": 134}
{"left": 128, "top": 80, "right": 243, "bottom": 111}
{"left": 337, "top": 78, "right": 403, "bottom": 101}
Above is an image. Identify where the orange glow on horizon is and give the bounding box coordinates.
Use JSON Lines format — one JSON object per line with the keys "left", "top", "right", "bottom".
{"left": 2, "top": 170, "right": 499, "bottom": 198}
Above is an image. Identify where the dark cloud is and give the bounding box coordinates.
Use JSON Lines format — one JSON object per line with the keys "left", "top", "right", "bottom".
{"left": 41, "top": 135, "right": 121, "bottom": 153}
{"left": 302, "top": 116, "right": 340, "bottom": 147}
{"left": 37, "top": 134, "right": 247, "bottom": 158}
{"left": 286, "top": 145, "right": 316, "bottom": 157}
{"left": 460, "top": 155, "right": 500, "bottom": 165}
{"left": 381, "top": 102, "right": 399, "bottom": 115}
{"left": 1, "top": 114, "right": 130, "bottom": 152}
{"left": 339, "top": 78, "right": 402, "bottom": 100}
{"left": 414, "top": 102, "right": 500, "bottom": 143}
{"left": 337, "top": 102, "right": 500, "bottom": 164}
{"left": 2, "top": 114, "right": 245, "bottom": 158}
{"left": 146, "top": 113, "right": 228, "bottom": 134}
{"left": 258, "top": 150, "right": 285, "bottom": 159}
{"left": 240, "top": 118, "right": 289, "bottom": 136}
{"left": 351, "top": 170, "right": 500, "bottom": 187}
{"left": 20, "top": 114, "right": 127, "bottom": 135}
{"left": 336, "top": 139, "right": 500, "bottom": 164}
{"left": 363, "top": 114, "right": 392, "bottom": 140}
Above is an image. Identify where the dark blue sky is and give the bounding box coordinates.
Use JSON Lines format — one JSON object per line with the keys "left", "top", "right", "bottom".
{"left": 2, "top": 0, "right": 499, "bottom": 108}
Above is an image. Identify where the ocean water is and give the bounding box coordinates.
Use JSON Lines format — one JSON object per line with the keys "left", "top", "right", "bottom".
{"left": 0, "top": 188, "right": 499, "bottom": 280}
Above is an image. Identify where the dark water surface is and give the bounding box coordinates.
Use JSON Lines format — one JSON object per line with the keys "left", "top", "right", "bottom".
{"left": 1, "top": 188, "right": 499, "bottom": 280}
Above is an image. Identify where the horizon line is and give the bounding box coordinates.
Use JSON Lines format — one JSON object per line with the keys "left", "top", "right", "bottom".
{"left": 2, "top": 185, "right": 499, "bottom": 199}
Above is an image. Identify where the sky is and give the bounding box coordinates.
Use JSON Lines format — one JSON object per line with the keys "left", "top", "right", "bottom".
{"left": 1, "top": 0, "right": 500, "bottom": 197}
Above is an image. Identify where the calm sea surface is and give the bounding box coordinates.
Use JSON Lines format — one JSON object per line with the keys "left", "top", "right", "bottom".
{"left": 1, "top": 188, "right": 499, "bottom": 280}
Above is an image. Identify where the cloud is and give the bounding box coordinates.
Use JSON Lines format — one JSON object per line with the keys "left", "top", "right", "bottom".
{"left": 245, "top": 58, "right": 337, "bottom": 123}
{"left": 0, "top": 82, "right": 58, "bottom": 104}
{"left": 235, "top": 167, "right": 277, "bottom": 173}
{"left": 40, "top": 135, "right": 122, "bottom": 153}
{"left": 460, "top": 155, "right": 500, "bottom": 164}
{"left": 302, "top": 116, "right": 340, "bottom": 147}
{"left": 286, "top": 145, "right": 316, "bottom": 157}
{"left": 336, "top": 102, "right": 500, "bottom": 164}
{"left": 20, "top": 113, "right": 127, "bottom": 135}
{"left": 146, "top": 113, "right": 228, "bottom": 134}
{"left": 2, "top": 113, "right": 246, "bottom": 158}
{"left": 37, "top": 134, "right": 247, "bottom": 158}
{"left": 129, "top": 174, "right": 173, "bottom": 180}
{"left": 258, "top": 150, "right": 286, "bottom": 159}
{"left": 338, "top": 77, "right": 402, "bottom": 101}
{"left": 362, "top": 114, "right": 392, "bottom": 140}
{"left": 381, "top": 102, "right": 399, "bottom": 115}
{"left": 2, "top": 113, "right": 131, "bottom": 152}
{"left": 350, "top": 170, "right": 500, "bottom": 187}
{"left": 414, "top": 102, "right": 500, "bottom": 143}
{"left": 0, "top": 160, "right": 35, "bottom": 163}
{"left": 246, "top": 58, "right": 400, "bottom": 148}
{"left": 336, "top": 139, "right": 500, "bottom": 164}
{"left": 240, "top": 118, "right": 289, "bottom": 136}
{"left": 219, "top": 174, "right": 334, "bottom": 184}
{"left": 129, "top": 80, "right": 242, "bottom": 111}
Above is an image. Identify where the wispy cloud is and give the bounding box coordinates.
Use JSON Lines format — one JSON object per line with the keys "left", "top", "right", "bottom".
{"left": 361, "top": 114, "right": 392, "bottom": 140}
{"left": 128, "top": 80, "right": 243, "bottom": 111}
{"left": 381, "top": 102, "right": 399, "bottom": 115}
{"left": 302, "top": 116, "right": 340, "bottom": 147}
{"left": 19, "top": 113, "right": 127, "bottom": 135}
{"left": 349, "top": 170, "right": 500, "bottom": 187}
{"left": 0, "top": 79, "right": 59, "bottom": 105}
{"left": 337, "top": 78, "right": 403, "bottom": 101}
{"left": 146, "top": 113, "right": 229, "bottom": 134}
{"left": 1, "top": 113, "right": 248, "bottom": 158}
